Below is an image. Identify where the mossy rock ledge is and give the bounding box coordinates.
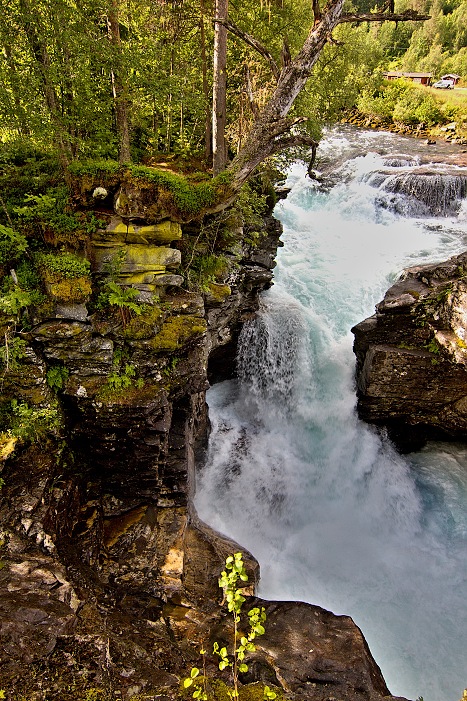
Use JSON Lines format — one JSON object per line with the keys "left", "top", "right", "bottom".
{"left": 1, "top": 178, "right": 399, "bottom": 701}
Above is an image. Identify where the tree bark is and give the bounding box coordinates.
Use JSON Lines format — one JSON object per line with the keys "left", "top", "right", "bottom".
{"left": 107, "top": 0, "right": 131, "bottom": 164}
{"left": 226, "top": 0, "right": 430, "bottom": 190}
{"left": 212, "top": 0, "right": 228, "bottom": 175}
{"left": 200, "top": 0, "right": 212, "bottom": 161}
{"left": 18, "top": 0, "right": 71, "bottom": 165}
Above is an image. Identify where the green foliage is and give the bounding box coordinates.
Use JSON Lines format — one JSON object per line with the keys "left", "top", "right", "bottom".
{"left": 298, "top": 22, "right": 383, "bottom": 125}
{"left": 106, "top": 283, "right": 142, "bottom": 314}
{"left": 35, "top": 251, "right": 90, "bottom": 280}
{"left": 105, "top": 363, "right": 143, "bottom": 394}
{"left": 184, "top": 553, "right": 268, "bottom": 701}
{"left": 0, "top": 224, "right": 28, "bottom": 266}
{"left": 129, "top": 166, "right": 232, "bottom": 216}
{"left": 0, "top": 335, "right": 26, "bottom": 371}
{"left": 358, "top": 80, "right": 446, "bottom": 127}
{"left": 188, "top": 254, "right": 230, "bottom": 293}
{"left": 0, "top": 286, "right": 34, "bottom": 316}
{"left": 425, "top": 337, "right": 442, "bottom": 359}
{"left": 233, "top": 183, "right": 268, "bottom": 235}
{"left": 372, "top": 0, "right": 467, "bottom": 80}
{"left": 7, "top": 399, "right": 61, "bottom": 444}
{"left": 46, "top": 365, "right": 70, "bottom": 392}
{"left": 67, "top": 160, "right": 120, "bottom": 178}
{"left": 95, "top": 251, "right": 147, "bottom": 325}
{"left": 392, "top": 86, "right": 443, "bottom": 125}
{"left": 13, "top": 187, "right": 102, "bottom": 246}
{"left": 97, "top": 281, "right": 143, "bottom": 317}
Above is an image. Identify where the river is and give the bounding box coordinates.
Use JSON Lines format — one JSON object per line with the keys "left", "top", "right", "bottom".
{"left": 195, "top": 126, "right": 467, "bottom": 701}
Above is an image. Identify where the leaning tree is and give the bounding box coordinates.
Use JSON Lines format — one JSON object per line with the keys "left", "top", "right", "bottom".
{"left": 218, "top": 0, "right": 429, "bottom": 191}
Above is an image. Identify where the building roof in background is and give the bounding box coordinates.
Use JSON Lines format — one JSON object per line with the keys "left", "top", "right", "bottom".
{"left": 383, "top": 71, "right": 433, "bottom": 78}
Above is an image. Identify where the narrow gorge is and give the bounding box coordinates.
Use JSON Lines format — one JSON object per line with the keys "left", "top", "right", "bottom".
{"left": 0, "top": 157, "right": 395, "bottom": 701}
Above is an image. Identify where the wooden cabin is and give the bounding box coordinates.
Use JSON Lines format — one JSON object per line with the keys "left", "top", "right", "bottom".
{"left": 382, "top": 71, "right": 433, "bottom": 85}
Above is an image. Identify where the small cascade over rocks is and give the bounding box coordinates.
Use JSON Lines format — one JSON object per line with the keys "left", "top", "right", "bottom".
{"left": 380, "top": 154, "right": 420, "bottom": 168}
{"left": 368, "top": 168, "right": 467, "bottom": 216}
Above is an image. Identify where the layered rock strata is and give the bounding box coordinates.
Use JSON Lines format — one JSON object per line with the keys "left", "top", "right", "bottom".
{"left": 352, "top": 250, "right": 467, "bottom": 451}
{"left": 1, "top": 179, "right": 400, "bottom": 700}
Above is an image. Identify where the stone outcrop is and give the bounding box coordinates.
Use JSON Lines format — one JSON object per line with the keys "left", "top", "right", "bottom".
{"left": 352, "top": 250, "right": 467, "bottom": 451}
{"left": 0, "top": 180, "right": 402, "bottom": 700}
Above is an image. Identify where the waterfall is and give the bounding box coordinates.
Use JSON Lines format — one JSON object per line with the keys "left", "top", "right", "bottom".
{"left": 366, "top": 169, "right": 467, "bottom": 216}
{"left": 195, "top": 127, "right": 467, "bottom": 701}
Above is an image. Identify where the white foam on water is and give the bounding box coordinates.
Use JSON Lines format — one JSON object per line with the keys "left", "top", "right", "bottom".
{"left": 195, "top": 128, "right": 467, "bottom": 701}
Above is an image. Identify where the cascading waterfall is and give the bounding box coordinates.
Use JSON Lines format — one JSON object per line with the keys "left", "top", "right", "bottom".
{"left": 195, "top": 127, "right": 467, "bottom": 701}
{"left": 367, "top": 168, "right": 467, "bottom": 217}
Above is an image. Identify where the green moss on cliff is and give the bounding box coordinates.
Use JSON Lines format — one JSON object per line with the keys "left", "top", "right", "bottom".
{"left": 121, "top": 304, "right": 165, "bottom": 340}
{"left": 67, "top": 159, "right": 233, "bottom": 218}
{"left": 150, "top": 315, "right": 207, "bottom": 352}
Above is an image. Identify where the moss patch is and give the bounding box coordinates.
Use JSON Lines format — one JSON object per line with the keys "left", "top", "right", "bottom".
{"left": 67, "top": 159, "right": 233, "bottom": 219}
{"left": 122, "top": 304, "right": 165, "bottom": 340}
{"left": 151, "top": 315, "right": 207, "bottom": 352}
{"left": 47, "top": 276, "right": 92, "bottom": 303}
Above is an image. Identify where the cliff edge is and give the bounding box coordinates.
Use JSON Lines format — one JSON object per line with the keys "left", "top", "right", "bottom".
{"left": 0, "top": 171, "right": 398, "bottom": 701}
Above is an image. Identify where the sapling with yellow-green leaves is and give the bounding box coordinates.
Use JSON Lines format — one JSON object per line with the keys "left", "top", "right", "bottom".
{"left": 183, "top": 552, "right": 275, "bottom": 701}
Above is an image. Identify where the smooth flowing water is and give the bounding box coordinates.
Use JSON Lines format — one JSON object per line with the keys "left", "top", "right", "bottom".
{"left": 195, "top": 127, "right": 467, "bottom": 701}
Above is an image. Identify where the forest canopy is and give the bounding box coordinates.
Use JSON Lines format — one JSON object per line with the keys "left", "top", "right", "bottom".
{"left": 0, "top": 0, "right": 459, "bottom": 180}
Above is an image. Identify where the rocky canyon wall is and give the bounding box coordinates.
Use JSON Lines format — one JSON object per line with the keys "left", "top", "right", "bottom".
{"left": 353, "top": 251, "right": 467, "bottom": 452}
{"left": 0, "top": 172, "right": 398, "bottom": 701}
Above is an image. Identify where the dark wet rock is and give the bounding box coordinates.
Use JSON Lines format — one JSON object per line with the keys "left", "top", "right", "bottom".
{"left": 352, "top": 250, "right": 467, "bottom": 451}
{"left": 0, "top": 188, "right": 402, "bottom": 701}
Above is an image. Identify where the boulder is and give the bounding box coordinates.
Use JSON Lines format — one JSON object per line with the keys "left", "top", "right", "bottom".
{"left": 352, "top": 250, "right": 467, "bottom": 450}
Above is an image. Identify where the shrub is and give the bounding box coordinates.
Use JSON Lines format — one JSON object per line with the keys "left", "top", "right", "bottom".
{"left": 393, "top": 88, "right": 443, "bottom": 126}
{"left": 8, "top": 399, "right": 61, "bottom": 443}
{"left": 183, "top": 553, "right": 272, "bottom": 701}
{"left": 188, "top": 254, "right": 230, "bottom": 292}
{"left": 35, "top": 251, "right": 91, "bottom": 280}
{"left": 46, "top": 365, "right": 70, "bottom": 392}
{"left": 0, "top": 336, "right": 27, "bottom": 371}
{"left": 0, "top": 225, "right": 28, "bottom": 267}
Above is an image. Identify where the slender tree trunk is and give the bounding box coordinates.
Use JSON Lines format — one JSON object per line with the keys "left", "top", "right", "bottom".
{"left": 2, "top": 43, "right": 30, "bottom": 135}
{"left": 19, "top": 0, "right": 71, "bottom": 165}
{"left": 200, "top": 0, "right": 212, "bottom": 161}
{"left": 212, "top": 0, "right": 228, "bottom": 175}
{"left": 107, "top": 0, "right": 131, "bottom": 164}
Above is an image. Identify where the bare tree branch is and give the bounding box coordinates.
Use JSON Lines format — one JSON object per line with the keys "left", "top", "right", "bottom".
{"left": 272, "top": 133, "right": 318, "bottom": 153}
{"left": 216, "top": 18, "right": 281, "bottom": 80}
{"left": 339, "top": 8, "right": 430, "bottom": 23}
{"left": 245, "top": 65, "right": 260, "bottom": 117}
{"left": 312, "top": 0, "right": 322, "bottom": 25}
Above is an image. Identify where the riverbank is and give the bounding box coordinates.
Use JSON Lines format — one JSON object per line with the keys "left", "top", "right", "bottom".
{"left": 341, "top": 109, "right": 467, "bottom": 165}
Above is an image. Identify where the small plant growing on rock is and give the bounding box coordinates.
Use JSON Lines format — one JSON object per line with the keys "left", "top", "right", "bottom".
{"left": 46, "top": 364, "right": 70, "bottom": 392}
{"left": 106, "top": 362, "right": 143, "bottom": 393}
{"left": 183, "top": 552, "right": 273, "bottom": 701}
